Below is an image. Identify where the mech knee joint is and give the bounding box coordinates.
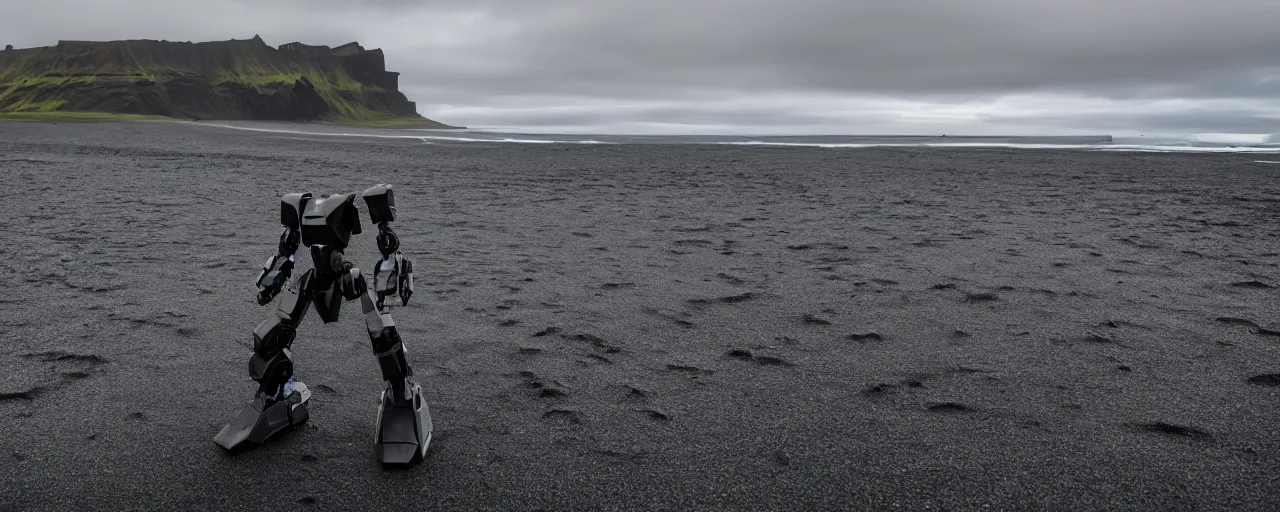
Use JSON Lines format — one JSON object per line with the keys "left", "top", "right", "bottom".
{"left": 249, "top": 315, "right": 297, "bottom": 397}
{"left": 367, "top": 310, "right": 414, "bottom": 404}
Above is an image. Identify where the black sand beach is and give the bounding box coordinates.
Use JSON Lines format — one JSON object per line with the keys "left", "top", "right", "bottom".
{"left": 2, "top": 121, "right": 1279, "bottom": 510}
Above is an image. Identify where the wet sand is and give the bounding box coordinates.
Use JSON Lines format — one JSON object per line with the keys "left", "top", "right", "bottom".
{"left": 1, "top": 121, "right": 1279, "bottom": 510}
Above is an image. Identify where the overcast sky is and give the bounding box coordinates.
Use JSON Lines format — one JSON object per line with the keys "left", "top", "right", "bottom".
{"left": 5, "top": 0, "right": 1280, "bottom": 136}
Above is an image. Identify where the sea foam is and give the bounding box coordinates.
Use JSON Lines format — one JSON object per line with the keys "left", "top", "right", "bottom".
{"left": 193, "top": 123, "right": 1280, "bottom": 152}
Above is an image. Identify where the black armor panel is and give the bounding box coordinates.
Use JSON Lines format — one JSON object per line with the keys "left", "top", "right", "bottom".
{"left": 248, "top": 282, "right": 311, "bottom": 397}
{"left": 339, "top": 268, "right": 367, "bottom": 300}
{"left": 306, "top": 245, "right": 347, "bottom": 323}
{"left": 280, "top": 193, "right": 312, "bottom": 229}
{"left": 311, "top": 279, "right": 343, "bottom": 323}
{"left": 248, "top": 351, "right": 294, "bottom": 396}
{"left": 309, "top": 245, "right": 346, "bottom": 277}
{"left": 362, "top": 184, "right": 396, "bottom": 224}
{"left": 301, "top": 193, "right": 361, "bottom": 249}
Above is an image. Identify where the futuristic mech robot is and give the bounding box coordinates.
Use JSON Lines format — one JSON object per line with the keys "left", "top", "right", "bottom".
{"left": 213, "top": 184, "right": 432, "bottom": 466}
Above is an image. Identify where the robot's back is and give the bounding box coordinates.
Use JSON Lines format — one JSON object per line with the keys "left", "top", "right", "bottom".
{"left": 281, "top": 192, "right": 363, "bottom": 249}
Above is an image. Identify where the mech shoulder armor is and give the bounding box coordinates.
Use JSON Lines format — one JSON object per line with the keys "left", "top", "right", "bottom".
{"left": 362, "top": 184, "right": 395, "bottom": 224}
{"left": 280, "top": 193, "right": 312, "bottom": 229}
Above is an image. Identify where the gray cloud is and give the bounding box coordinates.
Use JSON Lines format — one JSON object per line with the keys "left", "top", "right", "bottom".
{"left": 4, "top": 0, "right": 1279, "bottom": 134}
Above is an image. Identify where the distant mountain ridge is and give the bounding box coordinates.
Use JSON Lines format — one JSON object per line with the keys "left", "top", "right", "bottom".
{"left": 0, "top": 35, "right": 456, "bottom": 127}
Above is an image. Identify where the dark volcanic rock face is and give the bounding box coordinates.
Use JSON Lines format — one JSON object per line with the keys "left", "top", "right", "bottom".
{"left": 0, "top": 36, "right": 448, "bottom": 125}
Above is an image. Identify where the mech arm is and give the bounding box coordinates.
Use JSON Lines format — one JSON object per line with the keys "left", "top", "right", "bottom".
{"left": 254, "top": 226, "right": 301, "bottom": 305}
{"left": 361, "top": 184, "right": 431, "bottom": 464}
{"left": 254, "top": 192, "right": 313, "bottom": 306}
{"left": 362, "top": 184, "right": 415, "bottom": 310}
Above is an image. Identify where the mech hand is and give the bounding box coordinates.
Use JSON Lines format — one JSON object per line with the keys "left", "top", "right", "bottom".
{"left": 254, "top": 254, "right": 294, "bottom": 305}
{"left": 338, "top": 266, "right": 368, "bottom": 301}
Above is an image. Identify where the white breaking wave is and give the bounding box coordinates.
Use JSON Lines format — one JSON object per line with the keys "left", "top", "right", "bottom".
{"left": 721, "top": 141, "right": 1280, "bottom": 153}
{"left": 415, "top": 135, "right": 611, "bottom": 144}
{"left": 198, "top": 122, "right": 434, "bottom": 140}
{"left": 192, "top": 122, "right": 1280, "bottom": 152}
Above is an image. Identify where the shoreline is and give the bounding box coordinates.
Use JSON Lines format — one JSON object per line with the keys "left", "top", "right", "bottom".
{"left": 8, "top": 116, "right": 1274, "bottom": 153}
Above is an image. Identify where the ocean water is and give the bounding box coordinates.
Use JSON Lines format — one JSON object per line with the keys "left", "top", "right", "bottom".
{"left": 196, "top": 121, "right": 1280, "bottom": 153}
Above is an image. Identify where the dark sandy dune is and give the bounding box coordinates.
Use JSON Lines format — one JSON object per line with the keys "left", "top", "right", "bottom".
{"left": 1, "top": 121, "right": 1279, "bottom": 510}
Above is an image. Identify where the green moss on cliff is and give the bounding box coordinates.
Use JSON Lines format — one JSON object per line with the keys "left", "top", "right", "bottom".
{"left": 0, "top": 37, "right": 455, "bottom": 128}
{"left": 339, "top": 117, "right": 456, "bottom": 128}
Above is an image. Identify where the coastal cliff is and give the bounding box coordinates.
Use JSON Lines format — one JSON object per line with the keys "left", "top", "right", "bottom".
{"left": 0, "top": 36, "right": 455, "bottom": 127}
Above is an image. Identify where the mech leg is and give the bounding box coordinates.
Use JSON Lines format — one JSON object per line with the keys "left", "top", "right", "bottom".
{"left": 214, "top": 272, "right": 314, "bottom": 451}
{"left": 362, "top": 288, "right": 432, "bottom": 465}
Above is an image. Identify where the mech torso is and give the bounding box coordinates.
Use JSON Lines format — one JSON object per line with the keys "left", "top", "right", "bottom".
{"left": 281, "top": 192, "right": 363, "bottom": 249}
{"left": 257, "top": 185, "right": 407, "bottom": 324}
{"left": 280, "top": 192, "right": 364, "bottom": 322}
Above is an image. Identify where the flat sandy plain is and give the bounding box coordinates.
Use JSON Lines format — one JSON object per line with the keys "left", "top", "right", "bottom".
{"left": 1, "top": 121, "right": 1279, "bottom": 510}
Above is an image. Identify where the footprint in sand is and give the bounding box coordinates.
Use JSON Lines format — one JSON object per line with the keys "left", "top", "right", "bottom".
{"left": 1133, "top": 422, "right": 1212, "bottom": 440}
{"left": 622, "top": 385, "right": 650, "bottom": 400}
{"left": 847, "top": 332, "right": 884, "bottom": 342}
{"left": 635, "top": 407, "right": 671, "bottom": 421}
{"left": 515, "top": 370, "right": 569, "bottom": 398}
{"left": 666, "top": 364, "right": 714, "bottom": 375}
{"left": 689, "top": 293, "right": 759, "bottom": 306}
{"left": 964, "top": 292, "right": 1000, "bottom": 303}
{"left": 563, "top": 332, "right": 620, "bottom": 353}
{"left": 0, "top": 388, "right": 41, "bottom": 402}
{"left": 533, "top": 327, "right": 562, "bottom": 337}
{"left": 542, "top": 408, "right": 582, "bottom": 424}
{"left": 863, "top": 379, "right": 926, "bottom": 396}
{"left": 643, "top": 308, "right": 697, "bottom": 328}
{"left": 801, "top": 314, "right": 832, "bottom": 326}
{"left": 1216, "top": 317, "right": 1259, "bottom": 328}
{"left": 724, "top": 349, "right": 793, "bottom": 367}
{"left": 1246, "top": 374, "right": 1280, "bottom": 386}
{"left": 927, "top": 402, "right": 973, "bottom": 413}
{"left": 10, "top": 351, "right": 110, "bottom": 400}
